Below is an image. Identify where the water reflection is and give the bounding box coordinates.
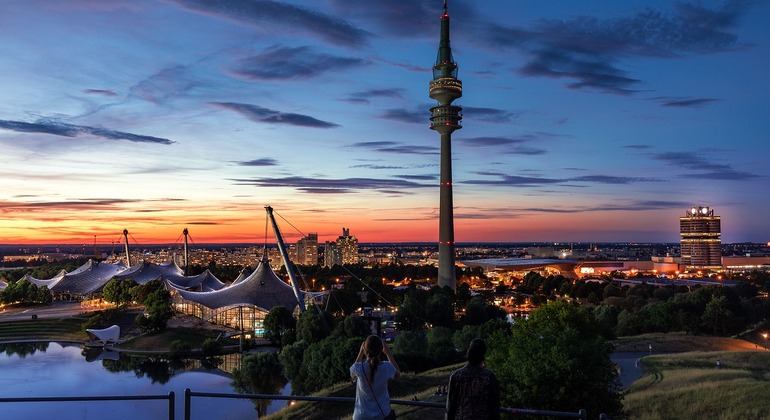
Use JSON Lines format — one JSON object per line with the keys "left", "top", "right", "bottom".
{"left": 0, "top": 342, "right": 290, "bottom": 419}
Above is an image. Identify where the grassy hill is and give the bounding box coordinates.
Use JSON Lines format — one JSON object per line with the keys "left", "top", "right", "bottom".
{"left": 625, "top": 350, "right": 770, "bottom": 419}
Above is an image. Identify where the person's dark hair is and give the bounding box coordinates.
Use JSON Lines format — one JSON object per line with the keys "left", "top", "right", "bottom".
{"left": 466, "top": 338, "right": 487, "bottom": 366}
{"left": 364, "top": 335, "right": 383, "bottom": 383}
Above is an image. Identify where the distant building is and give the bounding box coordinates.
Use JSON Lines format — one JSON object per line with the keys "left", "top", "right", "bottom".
{"left": 335, "top": 228, "right": 359, "bottom": 265}
{"left": 323, "top": 241, "right": 338, "bottom": 268}
{"left": 680, "top": 206, "right": 722, "bottom": 272}
{"left": 296, "top": 233, "right": 318, "bottom": 266}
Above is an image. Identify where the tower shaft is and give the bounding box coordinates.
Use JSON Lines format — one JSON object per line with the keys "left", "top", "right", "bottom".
{"left": 429, "top": 0, "right": 461, "bottom": 290}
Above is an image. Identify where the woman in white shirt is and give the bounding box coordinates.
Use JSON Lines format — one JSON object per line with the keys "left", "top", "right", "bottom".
{"left": 350, "top": 335, "right": 401, "bottom": 420}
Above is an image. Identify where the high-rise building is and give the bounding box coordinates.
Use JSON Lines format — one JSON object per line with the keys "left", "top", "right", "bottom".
{"left": 680, "top": 206, "right": 722, "bottom": 272}
{"left": 296, "top": 233, "right": 318, "bottom": 266}
{"left": 323, "top": 241, "right": 338, "bottom": 268}
{"left": 336, "top": 228, "right": 359, "bottom": 265}
{"left": 429, "top": 0, "right": 462, "bottom": 291}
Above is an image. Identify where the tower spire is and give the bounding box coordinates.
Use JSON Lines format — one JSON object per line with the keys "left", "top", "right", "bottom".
{"left": 429, "top": 0, "right": 462, "bottom": 291}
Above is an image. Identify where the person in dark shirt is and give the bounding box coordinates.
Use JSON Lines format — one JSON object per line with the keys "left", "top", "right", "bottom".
{"left": 445, "top": 338, "right": 500, "bottom": 420}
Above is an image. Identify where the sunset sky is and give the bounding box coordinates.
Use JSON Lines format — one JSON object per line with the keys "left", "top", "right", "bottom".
{"left": 1, "top": 0, "right": 768, "bottom": 246}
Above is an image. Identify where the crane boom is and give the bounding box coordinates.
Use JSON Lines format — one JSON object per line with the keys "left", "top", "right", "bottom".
{"left": 265, "top": 206, "right": 306, "bottom": 312}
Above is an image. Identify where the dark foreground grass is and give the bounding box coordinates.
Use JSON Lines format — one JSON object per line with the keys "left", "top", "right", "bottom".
{"left": 262, "top": 364, "right": 460, "bottom": 420}
{"left": 625, "top": 350, "right": 770, "bottom": 419}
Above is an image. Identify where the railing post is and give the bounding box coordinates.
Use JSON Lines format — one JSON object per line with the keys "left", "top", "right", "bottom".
{"left": 184, "top": 388, "right": 191, "bottom": 420}
{"left": 168, "top": 391, "right": 175, "bottom": 420}
{"left": 599, "top": 413, "right": 609, "bottom": 419}
{"left": 579, "top": 409, "right": 586, "bottom": 419}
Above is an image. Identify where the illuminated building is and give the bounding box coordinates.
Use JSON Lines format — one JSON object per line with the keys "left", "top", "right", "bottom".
{"left": 429, "top": 0, "right": 462, "bottom": 290}
{"left": 680, "top": 206, "right": 722, "bottom": 272}
{"left": 336, "top": 228, "right": 359, "bottom": 265}
{"left": 296, "top": 233, "right": 318, "bottom": 266}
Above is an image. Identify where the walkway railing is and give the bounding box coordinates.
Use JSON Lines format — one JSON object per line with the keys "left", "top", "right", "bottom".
{"left": 0, "top": 389, "right": 606, "bottom": 419}
{"left": 0, "top": 392, "right": 176, "bottom": 420}
{"left": 184, "top": 389, "right": 596, "bottom": 419}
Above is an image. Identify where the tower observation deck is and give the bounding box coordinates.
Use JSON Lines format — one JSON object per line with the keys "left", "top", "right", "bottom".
{"left": 429, "top": 0, "right": 461, "bottom": 290}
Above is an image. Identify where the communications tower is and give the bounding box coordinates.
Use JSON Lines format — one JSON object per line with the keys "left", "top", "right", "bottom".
{"left": 429, "top": 0, "right": 462, "bottom": 290}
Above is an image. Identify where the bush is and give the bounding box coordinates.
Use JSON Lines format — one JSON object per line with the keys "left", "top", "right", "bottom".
{"left": 201, "top": 338, "right": 222, "bottom": 356}
{"left": 169, "top": 340, "right": 192, "bottom": 358}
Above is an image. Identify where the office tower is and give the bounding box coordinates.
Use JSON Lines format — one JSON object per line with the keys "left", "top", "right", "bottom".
{"left": 429, "top": 0, "right": 462, "bottom": 291}
{"left": 336, "top": 228, "right": 359, "bottom": 265}
{"left": 680, "top": 206, "right": 722, "bottom": 272}
{"left": 296, "top": 233, "right": 318, "bottom": 266}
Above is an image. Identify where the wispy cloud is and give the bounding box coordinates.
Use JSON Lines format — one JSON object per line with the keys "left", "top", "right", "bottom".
{"left": 650, "top": 151, "right": 758, "bottom": 180}
{"left": 231, "top": 45, "right": 367, "bottom": 81}
{"left": 82, "top": 89, "right": 118, "bottom": 97}
{"left": 0, "top": 119, "right": 174, "bottom": 144}
{"left": 480, "top": 1, "right": 752, "bottom": 94}
{"left": 380, "top": 107, "right": 426, "bottom": 124}
{"left": 211, "top": 102, "right": 339, "bottom": 128}
{"left": 349, "top": 141, "right": 438, "bottom": 155}
{"left": 457, "top": 136, "right": 548, "bottom": 155}
{"left": 130, "top": 65, "right": 202, "bottom": 104}
{"left": 463, "top": 106, "right": 519, "bottom": 123}
{"left": 167, "top": 0, "right": 370, "bottom": 48}
{"left": 230, "top": 175, "right": 431, "bottom": 194}
{"left": 343, "top": 88, "right": 405, "bottom": 105}
{"left": 464, "top": 171, "right": 660, "bottom": 187}
{"left": 650, "top": 96, "right": 721, "bottom": 107}
{"left": 237, "top": 158, "right": 279, "bottom": 167}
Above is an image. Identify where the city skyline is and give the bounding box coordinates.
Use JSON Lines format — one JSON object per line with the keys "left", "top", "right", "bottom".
{"left": 1, "top": 0, "right": 769, "bottom": 245}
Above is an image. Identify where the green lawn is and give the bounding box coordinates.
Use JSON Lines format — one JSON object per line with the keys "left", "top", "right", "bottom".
{"left": 0, "top": 318, "right": 89, "bottom": 341}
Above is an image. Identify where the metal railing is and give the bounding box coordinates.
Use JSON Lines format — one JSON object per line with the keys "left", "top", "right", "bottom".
{"left": 184, "top": 389, "right": 595, "bottom": 419}
{"left": 0, "top": 392, "right": 176, "bottom": 420}
{"left": 0, "top": 389, "right": 605, "bottom": 419}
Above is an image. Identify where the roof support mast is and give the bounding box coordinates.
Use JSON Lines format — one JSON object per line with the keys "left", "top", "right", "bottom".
{"left": 265, "top": 206, "right": 306, "bottom": 312}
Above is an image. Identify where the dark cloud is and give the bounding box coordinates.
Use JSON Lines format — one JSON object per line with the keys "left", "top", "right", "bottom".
{"left": 0, "top": 198, "right": 144, "bottom": 212}
{"left": 651, "top": 96, "right": 721, "bottom": 107}
{"left": 457, "top": 136, "right": 548, "bottom": 155}
{"left": 82, "top": 89, "right": 118, "bottom": 97}
{"left": 380, "top": 107, "right": 426, "bottom": 124}
{"left": 230, "top": 175, "right": 431, "bottom": 194}
{"left": 211, "top": 102, "right": 339, "bottom": 128}
{"left": 232, "top": 46, "right": 367, "bottom": 81}
{"left": 237, "top": 158, "right": 278, "bottom": 167}
{"left": 650, "top": 151, "right": 758, "bottom": 180}
{"left": 464, "top": 171, "right": 660, "bottom": 187}
{"left": 349, "top": 140, "right": 438, "bottom": 155}
{"left": 395, "top": 174, "right": 437, "bottom": 181}
{"left": 462, "top": 106, "right": 519, "bottom": 123}
{"left": 570, "top": 175, "right": 661, "bottom": 184}
{"left": 481, "top": 1, "right": 752, "bottom": 94}
{"left": 0, "top": 119, "right": 174, "bottom": 145}
{"left": 343, "top": 88, "right": 405, "bottom": 105}
{"left": 168, "top": 0, "right": 369, "bottom": 48}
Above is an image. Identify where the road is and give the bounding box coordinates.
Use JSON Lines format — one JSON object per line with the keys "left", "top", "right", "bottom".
{"left": 0, "top": 301, "right": 102, "bottom": 321}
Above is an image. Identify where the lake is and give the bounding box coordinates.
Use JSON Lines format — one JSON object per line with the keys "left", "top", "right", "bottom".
{"left": 0, "top": 342, "right": 290, "bottom": 419}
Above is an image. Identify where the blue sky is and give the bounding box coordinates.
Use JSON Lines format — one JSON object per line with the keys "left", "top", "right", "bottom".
{"left": 0, "top": 0, "right": 768, "bottom": 245}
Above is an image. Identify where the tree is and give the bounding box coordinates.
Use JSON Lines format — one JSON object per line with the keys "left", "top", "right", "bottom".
{"left": 102, "top": 278, "right": 137, "bottom": 306}
{"left": 487, "top": 301, "right": 624, "bottom": 419}
{"left": 232, "top": 352, "right": 287, "bottom": 417}
{"left": 427, "top": 326, "right": 456, "bottom": 365}
{"left": 395, "top": 295, "right": 426, "bottom": 331}
{"left": 263, "top": 306, "right": 296, "bottom": 345}
{"left": 296, "top": 309, "right": 334, "bottom": 344}
{"left": 425, "top": 292, "right": 455, "bottom": 328}
{"left": 136, "top": 289, "right": 173, "bottom": 332}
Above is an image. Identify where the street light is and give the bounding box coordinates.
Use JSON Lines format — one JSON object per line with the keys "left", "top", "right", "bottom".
{"left": 762, "top": 333, "right": 768, "bottom": 350}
